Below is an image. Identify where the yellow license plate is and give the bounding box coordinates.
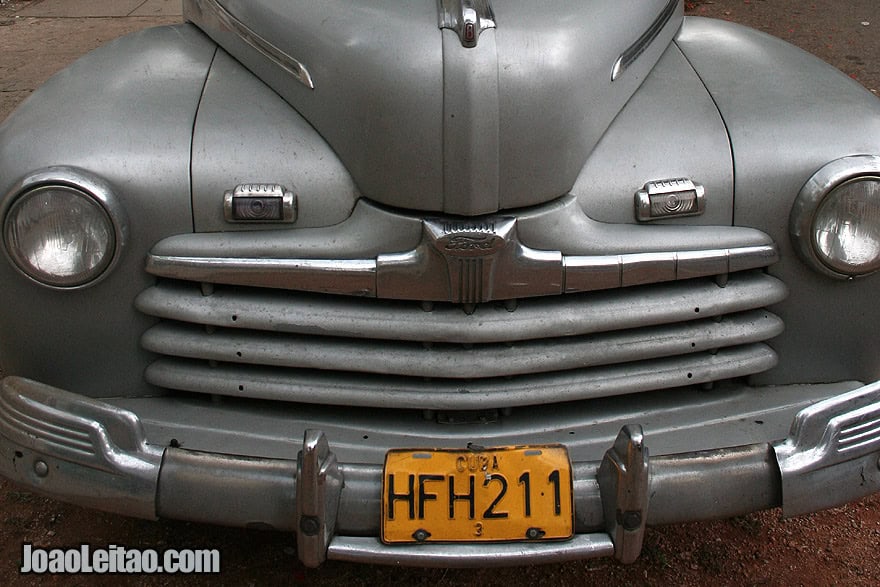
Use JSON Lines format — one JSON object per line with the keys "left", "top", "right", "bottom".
{"left": 381, "top": 445, "right": 573, "bottom": 543}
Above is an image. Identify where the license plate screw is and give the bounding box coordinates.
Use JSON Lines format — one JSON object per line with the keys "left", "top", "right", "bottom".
{"left": 525, "top": 527, "right": 546, "bottom": 540}
{"left": 412, "top": 529, "right": 432, "bottom": 542}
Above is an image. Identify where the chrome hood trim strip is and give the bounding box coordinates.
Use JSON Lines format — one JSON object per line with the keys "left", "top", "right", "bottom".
{"left": 612, "top": 0, "right": 680, "bottom": 81}
{"left": 186, "top": 0, "right": 314, "bottom": 89}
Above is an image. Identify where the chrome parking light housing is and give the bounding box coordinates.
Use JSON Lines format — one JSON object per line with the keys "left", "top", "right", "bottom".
{"left": 790, "top": 155, "right": 880, "bottom": 278}
{"left": 2, "top": 167, "right": 128, "bottom": 289}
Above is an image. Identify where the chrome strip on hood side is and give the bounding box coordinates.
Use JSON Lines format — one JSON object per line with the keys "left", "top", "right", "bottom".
{"left": 612, "top": 0, "right": 679, "bottom": 81}
{"left": 186, "top": 0, "right": 314, "bottom": 89}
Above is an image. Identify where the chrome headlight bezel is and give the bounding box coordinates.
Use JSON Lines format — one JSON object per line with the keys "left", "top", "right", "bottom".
{"left": 1, "top": 167, "right": 128, "bottom": 290}
{"left": 790, "top": 155, "right": 880, "bottom": 279}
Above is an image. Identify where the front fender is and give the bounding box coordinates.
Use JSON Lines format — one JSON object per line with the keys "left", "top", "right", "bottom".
{"left": 0, "top": 24, "right": 216, "bottom": 397}
{"left": 677, "top": 17, "right": 880, "bottom": 385}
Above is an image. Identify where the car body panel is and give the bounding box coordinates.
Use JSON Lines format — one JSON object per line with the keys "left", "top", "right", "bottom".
{"left": 676, "top": 19, "right": 880, "bottom": 385}
{"left": 571, "top": 40, "right": 734, "bottom": 226}
{"left": 187, "top": 0, "right": 682, "bottom": 214}
{"left": 0, "top": 25, "right": 216, "bottom": 397}
{"left": 2, "top": 0, "right": 880, "bottom": 570}
{"left": 191, "top": 49, "right": 360, "bottom": 232}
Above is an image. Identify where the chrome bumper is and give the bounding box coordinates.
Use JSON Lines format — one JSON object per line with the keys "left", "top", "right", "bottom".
{"left": 1, "top": 376, "right": 879, "bottom": 568}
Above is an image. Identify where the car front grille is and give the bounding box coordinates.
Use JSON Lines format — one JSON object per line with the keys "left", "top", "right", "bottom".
{"left": 136, "top": 269, "right": 786, "bottom": 410}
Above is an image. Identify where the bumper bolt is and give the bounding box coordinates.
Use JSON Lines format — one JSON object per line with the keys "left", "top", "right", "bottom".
{"left": 33, "top": 460, "right": 48, "bottom": 478}
{"left": 299, "top": 516, "right": 320, "bottom": 536}
{"left": 620, "top": 510, "right": 643, "bottom": 531}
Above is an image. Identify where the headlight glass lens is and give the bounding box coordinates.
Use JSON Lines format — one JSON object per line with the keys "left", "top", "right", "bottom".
{"left": 812, "top": 177, "right": 880, "bottom": 275}
{"left": 4, "top": 185, "right": 116, "bottom": 287}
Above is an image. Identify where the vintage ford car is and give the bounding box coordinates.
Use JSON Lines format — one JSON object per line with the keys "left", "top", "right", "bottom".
{"left": 1, "top": 0, "right": 880, "bottom": 568}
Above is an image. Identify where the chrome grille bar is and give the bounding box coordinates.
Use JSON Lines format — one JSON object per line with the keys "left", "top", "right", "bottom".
{"left": 141, "top": 309, "right": 782, "bottom": 379}
{"left": 136, "top": 272, "right": 786, "bottom": 345}
{"left": 138, "top": 272, "right": 785, "bottom": 409}
{"left": 144, "top": 344, "right": 777, "bottom": 410}
{"left": 146, "top": 244, "right": 777, "bottom": 302}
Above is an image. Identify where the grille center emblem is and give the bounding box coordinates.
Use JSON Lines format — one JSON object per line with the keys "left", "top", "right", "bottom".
{"left": 376, "top": 217, "right": 563, "bottom": 305}
{"left": 427, "top": 219, "right": 509, "bottom": 257}
{"left": 424, "top": 218, "right": 514, "bottom": 303}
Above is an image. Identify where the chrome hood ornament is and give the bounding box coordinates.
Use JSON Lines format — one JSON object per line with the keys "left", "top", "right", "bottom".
{"left": 438, "top": 0, "right": 496, "bottom": 49}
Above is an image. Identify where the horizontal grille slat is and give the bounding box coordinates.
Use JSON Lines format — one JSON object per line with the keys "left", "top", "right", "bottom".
{"left": 136, "top": 272, "right": 786, "bottom": 344}
{"left": 141, "top": 309, "right": 783, "bottom": 379}
{"left": 143, "top": 344, "right": 778, "bottom": 410}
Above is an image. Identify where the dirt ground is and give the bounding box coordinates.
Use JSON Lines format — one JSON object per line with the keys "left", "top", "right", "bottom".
{"left": 1, "top": 0, "right": 880, "bottom": 585}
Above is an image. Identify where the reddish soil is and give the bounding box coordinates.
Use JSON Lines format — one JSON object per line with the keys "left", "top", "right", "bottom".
{"left": 1, "top": 0, "right": 879, "bottom": 585}
{"left": 1, "top": 478, "right": 879, "bottom": 585}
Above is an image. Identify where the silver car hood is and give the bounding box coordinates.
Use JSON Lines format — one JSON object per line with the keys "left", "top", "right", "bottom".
{"left": 186, "top": 0, "right": 683, "bottom": 215}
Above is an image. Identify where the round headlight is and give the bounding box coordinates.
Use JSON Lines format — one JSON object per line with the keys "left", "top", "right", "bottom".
{"left": 791, "top": 155, "right": 880, "bottom": 278}
{"left": 3, "top": 169, "right": 126, "bottom": 289}
{"left": 812, "top": 177, "right": 880, "bottom": 274}
{"left": 4, "top": 185, "right": 115, "bottom": 287}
